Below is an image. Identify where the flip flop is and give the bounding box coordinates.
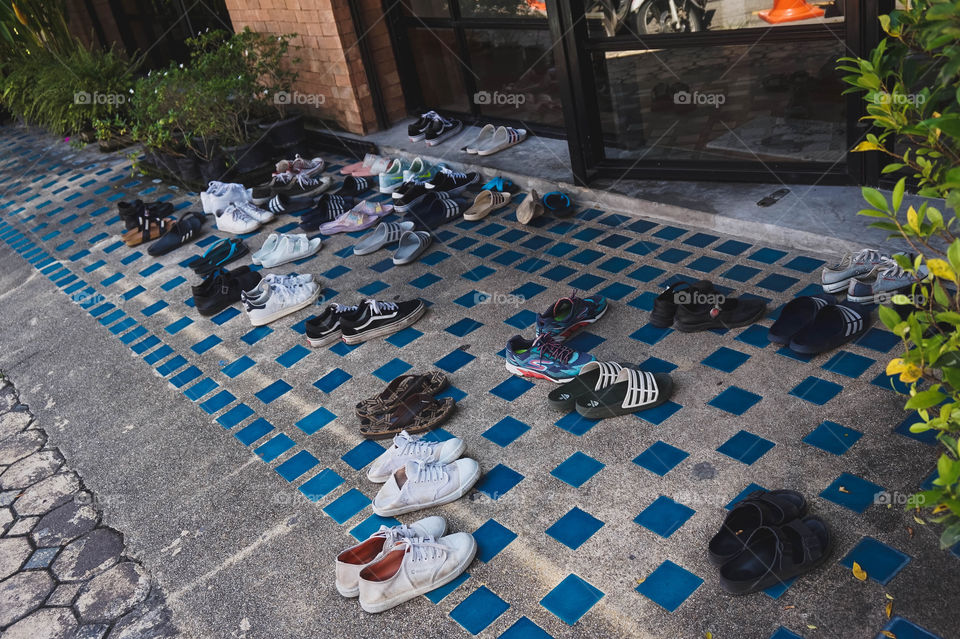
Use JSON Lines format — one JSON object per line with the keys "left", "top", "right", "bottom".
{"left": 393, "top": 230, "right": 432, "bottom": 265}
{"left": 147, "top": 211, "right": 206, "bottom": 256}
{"left": 547, "top": 361, "right": 629, "bottom": 412}
{"left": 768, "top": 294, "right": 836, "bottom": 345}
{"left": 462, "top": 124, "right": 495, "bottom": 153}
{"left": 358, "top": 394, "right": 456, "bottom": 439}
{"left": 543, "top": 190, "right": 575, "bottom": 217}
{"left": 788, "top": 302, "right": 872, "bottom": 355}
{"left": 574, "top": 368, "right": 673, "bottom": 419}
{"left": 476, "top": 126, "right": 527, "bottom": 156}
{"left": 481, "top": 176, "right": 520, "bottom": 194}
{"left": 189, "top": 237, "right": 248, "bottom": 275}
{"left": 319, "top": 201, "right": 392, "bottom": 235}
{"left": 516, "top": 189, "right": 543, "bottom": 224}
{"left": 355, "top": 371, "right": 448, "bottom": 419}
{"left": 463, "top": 190, "right": 513, "bottom": 221}
{"left": 354, "top": 221, "right": 416, "bottom": 256}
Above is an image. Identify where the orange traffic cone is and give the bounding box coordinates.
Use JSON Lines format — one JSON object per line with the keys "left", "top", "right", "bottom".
{"left": 758, "top": 0, "right": 824, "bottom": 24}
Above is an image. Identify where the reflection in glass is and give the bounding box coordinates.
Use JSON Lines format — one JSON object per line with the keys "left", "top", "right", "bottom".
{"left": 459, "top": 0, "right": 547, "bottom": 19}
{"left": 403, "top": 0, "right": 451, "bottom": 18}
{"left": 407, "top": 29, "right": 470, "bottom": 112}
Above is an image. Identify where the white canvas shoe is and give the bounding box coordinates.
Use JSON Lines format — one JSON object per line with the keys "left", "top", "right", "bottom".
{"left": 372, "top": 458, "right": 479, "bottom": 516}
{"left": 334, "top": 516, "right": 446, "bottom": 597}
{"left": 358, "top": 533, "right": 477, "bottom": 613}
{"left": 236, "top": 200, "right": 275, "bottom": 224}
{"left": 201, "top": 182, "right": 251, "bottom": 214}
{"left": 241, "top": 277, "right": 321, "bottom": 326}
{"left": 215, "top": 203, "right": 261, "bottom": 234}
{"left": 262, "top": 272, "right": 315, "bottom": 287}
{"left": 367, "top": 431, "right": 466, "bottom": 483}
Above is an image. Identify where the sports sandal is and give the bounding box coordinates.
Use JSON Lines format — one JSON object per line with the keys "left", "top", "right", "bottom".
{"left": 358, "top": 394, "right": 456, "bottom": 439}
{"left": 356, "top": 371, "right": 448, "bottom": 419}
{"left": 516, "top": 189, "right": 544, "bottom": 224}
{"left": 542, "top": 191, "right": 575, "bottom": 218}
{"left": 337, "top": 175, "right": 377, "bottom": 197}
{"left": 476, "top": 125, "right": 527, "bottom": 156}
{"left": 462, "top": 123, "right": 495, "bottom": 153}
{"left": 463, "top": 190, "right": 513, "bottom": 221}
{"left": 319, "top": 201, "right": 393, "bottom": 235}
{"left": 574, "top": 368, "right": 673, "bottom": 419}
{"left": 788, "top": 302, "right": 871, "bottom": 355}
{"left": 547, "top": 361, "right": 628, "bottom": 412}
{"left": 148, "top": 211, "right": 206, "bottom": 256}
{"left": 718, "top": 517, "right": 832, "bottom": 595}
{"left": 481, "top": 177, "right": 519, "bottom": 194}
{"left": 122, "top": 214, "right": 174, "bottom": 247}
{"left": 768, "top": 294, "right": 837, "bottom": 345}
{"left": 354, "top": 221, "right": 415, "bottom": 256}
{"left": 708, "top": 489, "right": 808, "bottom": 566}
{"left": 189, "top": 237, "right": 248, "bottom": 275}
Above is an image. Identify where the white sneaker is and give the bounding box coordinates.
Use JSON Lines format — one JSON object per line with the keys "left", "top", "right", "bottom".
{"left": 372, "top": 458, "right": 479, "bottom": 516}
{"left": 201, "top": 182, "right": 251, "bottom": 214}
{"left": 358, "top": 533, "right": 477, "bottom": 613}
{"left": 378, "top": 158, "right": 407, "bottom": 194}
{"left": 236, "top": 200, "right": 275, "bottom": 224}
{"left": 263, "top": 272, "right": 315, "bottom": 287}
{"left": 252, "top": 233, "right": 280, "bottom": 265}
{"left": 260, "top": 234, "right": 322, "bottom": 268}
{"left": 241, "top": 278, "right": 321, "bottom": 326}
{"left": 215, "top": 203, "right": 261, "bottom": 234}
{"left": 335, "top": 516, "right": 446, "bottom": 597}
{"left": 367, "top": 431, "right": 466, "bottom": 483}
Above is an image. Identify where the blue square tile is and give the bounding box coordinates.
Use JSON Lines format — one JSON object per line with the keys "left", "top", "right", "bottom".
{"left": 540, "top": 574, "right": 604, "bottom": 625}
{"left": 323, "top": 488, "right": 371, "bottom": 524}
{"left": 803, "top": 421, "right": 862, "bottom": 455}
{"left": 756, "top": 273, "right": 799, "bottom": 293}
{"left": 749, "top": 247, "right": 787, "bottom": 264}
{"left": 373, "top": 358, "right": 412, "bottom": 382}
{"left": 462, "top": 265, "right": 495, "bottom": 282}
{"left": 626, "top": 219, "right": 657, "bottom": 233}
{"left": 254, "top": 433, "right": 295, "bottom": 462}
{"left": 503, "top": 310, "right": 537, "bottom": 331}
{"left": 572, "top": 227, "right": 603, "bottom": 242}
{"left": 385, "top": 327, "right": 423, "bottom": 348}
{"left": 446, "top": 317, "right": 483, "bottom": 337}
{"left": 424, "top": 572, "right": 471, "bottom": 604}
{"left": 789, "top": 376, "right": 843, "bottom": 405}
{"left": 482, "top": 416, "right": 531, "bottom": 447}
{"left": 635, "top": 560, "right": 702, "bottom": 612}
{"left": 489, "top": 376, "right": 534, "bottom": 402}
{"left": 235, "top": 419, "right": 274, "bottom": 446}
{"left": 877, "top": 617, "right": 942, "bottom": 639}
{"left": 635, "top": 400, "right": 682, "bottom": 425}
{"left": 633, "top": 441, "right": 689, "bottom": 476}
{"left": 350, "top": 514, "right": 401, "bottom": 541}
{"left": 634, "top": 496, "right": 696, "bottom": 538}
{"left": 499, "top": 617, "right": 554, "bottom": 639}
{"left": 638, "top": 356, "right": 678, "bottom": 373}
{"left": 630, "top": 323, "right": 673, "bottom": 345}
{"left": 409, "top": 273, "right": 441, "bottom": 289}
{"left": 168, "top": 365, "right": 201, "bottom": 389}
{"left": 871, "top": 371, "right": 911, "bottom": 394}
{"left": 211, "top": 307, "right": 240, "bottom": 326}
{"left": 709, "top": 386, "right": 762, "bottom": 415}
{"left": 723, "top": 264, "right": 761, "bottom": 282}
{"left": 550, "top": 451, "right": 604, "bottom": 487}
{"left": 241, "top": 325, "right": 273, "bottom": 345}
{"left": 599, "top": 233, "right": 631, "bottom": 249}
{"left": 435, "top": 349, "right": 476, "bottom": 373}
{"left": 567, "top": 273, "right": 605, "bottom": 290}
{"left": 198, "top": 389, "right": 235, "bottom": 414}
{"left": 855, "top": 328, "right": 900, "bottom": 353}
{"left": 657, "top": 248, "right": 692, "bottom": 264}
{"left": 492, "top": 249, "right": 525, "bottom": 266}
{"left": 546, "top": 507, "right": 604, "bottom": 550}
{"left": 184, "top": 378, "right": 217, "bottom": 401}
{"left": 216, "top": 403, "right": 254, "bottom": 429}
{"left": 298, "top": 468, "right": 345, "bottom": 501}
{"left": 688, "top": 256, "right": 724, "bottom": 273}
{"left": 554, "top": 412, "right": 600, "bottom": 436}
{"left": 821, "top": 351, "right": 875, "bottom": 379}
{"left": 894, "top": 412, "right": 939, "bottom": 445}
{"left": 820, "top": 472, "right": 885, "bottom": 513}
{"left": 255, "top": 379, "right": 292, "bottom": 404}
{"left": 476, "top": 463, "right": 524, "bottom": 500}
{"left": 627, "top": 292, "right": 657, "bottom": 312}
{"left": 276, "top": 345, "right": 310, "bottom": 368}
{"left": 783, "top": 256, "right": 826, "bottom": 273}
{"left": 597, "top": 282, "right": 636, "bottom": 301}
{"left": 653, "top": 225, "right": 686, "bottom": 240}
{"left": 454, "top": 290, "right": 483, "bottom": 308}
{"left": 736, "top": 324, "right": 770, "bottom": 348}
{"left": 702, "top": 347, "right": 751, "bottom": 373}
{"left": 314, "top": 369, "right": 352, "bottom": 393}
{"left": 449, "top": 586, "right": 509, "bottom": 635}
{"left": 295, "top": 407, "right": 337, "bottom": 434}
{"left": 541, "top": 264, "right": 576, "bottom": 282}
{"left": 683, "top": 232, "right": 718, "bottom": 248}
{"left": 565, "top": 331, "right": 605, "bottom": 352}
{"left": 275, "top": 450, "right": 320, "bottom": 482}
{"left": 717, "top": 430, "right": 775, "bottom": 465}
{"left": 222, "top": 356, "right": 255, "bottom": 378}
{"left": 341, "top": 439, "right": 386, "bottom": 470}
{"left": 625, "top": 240, "right": 661, "bottom": 257}
{"left": 840, "top": 537, "right": 912, "bottom": 586}
{"left": 597, "top": 256, "right": 632, "bottom": 273}
{"left": 473, "top": 518, "right": 517, "bottom": 562}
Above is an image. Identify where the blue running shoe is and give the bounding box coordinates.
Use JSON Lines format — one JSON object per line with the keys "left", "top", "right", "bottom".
{"left": 505, "top": 334, "right": 596, "bottom": 383}
{"left": 536, "top": 293, "right": 609, "bottom": 341}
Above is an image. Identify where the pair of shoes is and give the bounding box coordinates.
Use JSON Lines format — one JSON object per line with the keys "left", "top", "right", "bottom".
{"left": 405, "top": 192, "right": 462, "bottom": 231}
{"left": 341, "top": 153, "right": 391, "bottom": 177}
{"left": 407, "top": 111, "right": 463, "bottom": 146}
{"left": 650, "top": 280, "right": 767, "bottom": 332}
{"left": 214, "top": 201, "right": 273, "bottom": 234}
{"left": 299, "top": 194, "right": 355, "bottom": 231}
{"left": 334, "top": 514, "right": 476, "bottom": 613}
{"left": 354, "top": 221, "right": 432, "bottom": 265}
{"left": 379, "top": 157, "right": 436, "bottom": 193}
{"left": 463, "top": 124, "right": 527, "bottom": 156}
{"left": 357, "top": 373, "right": 455, "bottom": 439}
{"left": 547, "top": 361, "right": 673, "bottom": 419}
{"left": 192, "top": 266, "right": 262, "bottom": 316}
{"left": 252, "top": 233, "right": 322, "bottom": 268}
{"left": 336, "top": 174, "right": 377, "bottom": 197}
{"left": 319, "top": 200, "right": 393, "bottom": 235}
{"left": 463, "top": 189, "right": 513, "bottom": 221}
{"left": 822, "top": 249, "right": 929, "bottom": 303}
{"left": 517, "top": 190, "right": 574, "bottom": 224}
{"left": 241, "top": 273, "right": 322, "bottom": 326}
{"left": 369, "top": 431, "right": 478, "bottom": 516}
{"left": 148, "top": 211, "right": 206, "bottom": 256}
{"left": 122, "top": 208, "right": 175, "bottom": 247}
{"left": 189, "top": 237, "right": 248, "bottom": 276}
{"left": 117, "top": 200, "right": 173, "bottom": 231}
{"left": 250, "top": 155, "right": 325, "bottom": 204}
{"left": 709, "top": 489, "right": 831, "bottom": 595}
{"left": 305, "top": 298, "right": 426, "bottom": 346}
{"left": 425, "top": 167, "right": 479, "bottom": 195}
{"left": 253, "top": 172, "right": 331, "bottom": 207}
{"left": 392, "top": 180, "right": 451, "bottom": 213}
{"left": 769, "top": 294, "right": 871, "bottom": 355}
{"left": 200, "top": 181, "right": 252, "bottom": 215}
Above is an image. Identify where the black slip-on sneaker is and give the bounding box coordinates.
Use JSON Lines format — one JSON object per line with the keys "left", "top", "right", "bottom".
{"left": 673, "top": 280, "right": 767, "bottom": 332}
{"left": 423, "top": 116, "right": 462, "bottom": 146}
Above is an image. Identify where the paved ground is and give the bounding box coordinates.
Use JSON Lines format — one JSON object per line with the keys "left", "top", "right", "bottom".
{"left": 0, "top": 124, "right": 955, "bottom": 639}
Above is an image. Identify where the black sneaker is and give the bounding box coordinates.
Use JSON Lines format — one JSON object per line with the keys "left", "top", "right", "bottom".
{"left": 340, "top": 299, "right": 426, "bottom": 344}
{"left": 424, "top": 115, "right": 462, "bottom": 146}
{"left": 251, "top": 171, "right": 293, "bottom": 204}
{"left": 305, "top": 303, "right": 364, "bottom": 347}
{"left": 275, "top": 173, "right": 331, "bottom": 201}
{"left": 408, "top": 110, "right": 439, "bottom": 142}
{"left": 425, "top": 168, "right": 479, "bottom": 195}
{"left": 673, "top": 280, "right": 767, "bottom": 332}
{"left": 192, "top": 266, "right": 262, "bottom": 317}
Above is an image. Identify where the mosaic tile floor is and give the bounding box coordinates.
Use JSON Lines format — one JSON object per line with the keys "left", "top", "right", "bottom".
{"left": 0, "top": 125, "right": 956, "bottom": 639}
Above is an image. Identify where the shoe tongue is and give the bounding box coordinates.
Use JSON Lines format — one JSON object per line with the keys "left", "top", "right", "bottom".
{"left": 553, "top": 297, "right": 573, "bottom": 316}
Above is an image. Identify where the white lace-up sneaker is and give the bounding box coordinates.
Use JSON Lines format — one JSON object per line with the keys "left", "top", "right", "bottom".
{"left": 262, "top": 272, "right": 315, "bottom": 287}
{"left": 259, "top": 234, "right": 322, "bottom": 268}
{"left": 358, "top": 533, "right": 477, "bottom": 613}
{"left": 334, "top": 516, "right": 446, "bottom": 597}
{"left": 236, "top": 200, "right": 275, "bottom": 224}
{"left": 201, "top": 181, "right": 252, "bottom": 215}
{"left": 215, "top": 203, "right": 261, "bottom": 234}
{"left": 372, "top": 458, "right": 479, "bottom": 516}
{"left": 241, "top": 277, "right": 321, "bottom": 326}
{"left": 367, "top": 431, "right": 466, "bottom": 483}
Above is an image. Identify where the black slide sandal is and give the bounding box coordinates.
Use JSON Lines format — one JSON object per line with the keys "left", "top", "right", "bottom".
{"left": 768, "top": 294, "right": 836, "bottom": 345}
{"left": 788, "top": 303, "right": 871, "bottom": 355}
{"left": 575, "top": 368, "right": 673, "bottom": 419}
{"left": 547, "top": 362, "right": 628, "bottom": 412}
{"left": 708, "top": 489, "right": 808, "bottom": 566}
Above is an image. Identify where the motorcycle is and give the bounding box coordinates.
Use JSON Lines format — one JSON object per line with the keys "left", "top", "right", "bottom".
{"left": 593, "top": 0, "right": 707, "bottom": 36}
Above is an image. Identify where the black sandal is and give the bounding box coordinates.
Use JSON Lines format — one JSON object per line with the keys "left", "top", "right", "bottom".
{"left": 574, "top": 368, "right": 673, "bottom": 419}
{"left": 708, "top": 489, "right": 808, "bottom": 566}
{"left": 547, "top": 361, "right": 629, "bottom": 412}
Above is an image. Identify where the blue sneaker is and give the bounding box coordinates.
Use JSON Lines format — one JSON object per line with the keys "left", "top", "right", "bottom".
{"left": 536, "top": 294, "right": 609, "bottom": 341}
{"left": 505, "top": 334, "right": 596, "bottom": 383}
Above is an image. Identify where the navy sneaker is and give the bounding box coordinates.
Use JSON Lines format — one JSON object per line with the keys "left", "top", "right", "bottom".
{"left": 505, "top": 334, "right": 596, "bottom": 383}
{"left": 536, "top": 294, "right": 609, "bottom": 341}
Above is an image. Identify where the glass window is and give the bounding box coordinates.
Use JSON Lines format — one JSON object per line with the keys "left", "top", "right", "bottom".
{"left": 459, "top": 0, "right": 547, "bottom": 19}
{"left": 407, "top": 29, "right": 470, "bottom": 112}
{"left": 403, "top": 0, "right": 451, "bottom": 18}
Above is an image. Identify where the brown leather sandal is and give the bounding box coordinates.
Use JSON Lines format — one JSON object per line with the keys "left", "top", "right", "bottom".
{"left": 123, "top": 215, "right": 174, "bottom": 247}
{"left": 355, "top": 371, "right": 448, "bottom": 419}
{"left": 359, "top": 394, "right": 456, "bottom": 440}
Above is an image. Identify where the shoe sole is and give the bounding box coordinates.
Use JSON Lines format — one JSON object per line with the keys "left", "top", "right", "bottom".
{"left": 358, "top": 538, "right": 477, "bottom": 613}
{"left": 306, "top": 331, "right": 342, "bottom": 348}
{"left": 371, "top": 463, "right": 481, "bottom": 517}
{"left": 365, "top": 439, "right": 467, "bottom": 484}
{"left": 721, "top": 538, "right": 833, "bottom": 596}
{"left": 246, "top": 288, "right": 322, "bottom": 327}
{"left": 379, "top": 179, "right": 405, "bottom": 194}
{"left": 250, "top": 196, "right": 270, "bottom": 206}
{"left": 336, "top": 583, "right": 360, "bottom": 598}
{"left": 574, "top": 376, "right": 674, "bottom": 420}
{"left": 408, "top": 133, "right": 427, "bottom": 142}
{"left": 259, "top": 245, "right": 322, "bottom": 269}
{"left": 429, "top": 173, "right": 480, "bottom": 197}
{"left": 821, "top": 279, "right": 852, "bottom": 294}
{"left": 341, "top": 304, "right": 426, "bottom": 345}
{"left": 504, "top": 361, "right": 573, "bottom": 384}
{"left": 424, "top": 122, "right": 463, "bottom": 147}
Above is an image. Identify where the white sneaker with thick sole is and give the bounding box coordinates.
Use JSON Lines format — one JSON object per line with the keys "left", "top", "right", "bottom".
{"left": 335, "top": 516, "right": 446, "bottom": 597}
{"left": 215, "top": 203, "right": 261, "bottom": 234}
{"left": 372, "top": 458, "right": 479, "bottom": 516}
{"left": 241, "top": 278, "right": 321, "bottom": 326}
{"left": 367, "top": 430, "right": 466, "bottom": 483}
{"left": 358, "top": 533, "right": 477, "bottom": 613}
{"left": 201, "top": 182, "right": 252, "bottom": 215}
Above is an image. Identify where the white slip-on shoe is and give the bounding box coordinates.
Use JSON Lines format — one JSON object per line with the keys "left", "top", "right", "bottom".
{"left": 334, "top": 516, "right": 446, "bottom": 597}
{"left": 252, "top": 233, "right": 280, "bottom": 265}
{"left": 215, "top": 203, "right": 261, "bottom": 234}
{"left": 372, "top": 458, "right": 479, "bottom": 516}
{"left": 358, "top": 533, "right": 477, "bottom": 613}
{"left": 260, "top": 234, "right": 322, "bottom": 269}
{"left": 462, "top": 123, "right": 495, "bottom": 153}
{"left": 367, "top": 430, "right": 466, "bottom": 483}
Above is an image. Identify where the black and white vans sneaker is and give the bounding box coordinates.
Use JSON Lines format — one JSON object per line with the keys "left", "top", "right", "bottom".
{"left": 408, "top": 111, "right": 439, "bottom": 142}
{"left": 425, "top": 168, "right": 479, "bottom": 195}
{"left": 424, "top": 115, "right": 462, "bottom": 146}
{"left": 340, "top": 299, "right": 427, "bottom": 344}
{"left": 305, "top": 303, "right": 363, "bottom": 347}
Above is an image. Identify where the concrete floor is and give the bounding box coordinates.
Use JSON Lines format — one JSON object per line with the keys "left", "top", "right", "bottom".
{"left": 0, "top": 124, "right": 954, "bottom": 639}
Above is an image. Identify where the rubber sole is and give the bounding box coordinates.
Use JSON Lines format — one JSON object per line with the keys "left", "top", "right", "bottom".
{"left": 306, "top": 331, "right": 341, "bottom": 348}
{"left": 504, "top": 361, "right": 574, "bottom": 384}
{"left": 424, "top": 122, "right": 463, "bottom": 147}
{"left": 259, "top": 245, "right": 322, "bottom": 269}
{"left": 554, "top": 303, "right": 609, "bottom": 341}
{"left": 366, "top": 439, "right": 467, "bottom": 484}
{"left": 246, "top": 288, "right": 322, "bottom": 327}
{"left": 476, "top": 135, "right": 526, "bottom": 157}
{"left": 821, "top": 278, "right": 853, "bottom": 294}
{"left": 721, "top": 540, "right": 833, "bottom": 596}
{"left": 788, "top": 325, "right": 869, "bottom": 355}
{"left": 336, "top": 583, "right": 359, "bottom": 598}
{"left": 341, "top": 304, "right": 426, "bottom": 345}
{"left": 371, "top": 464, "right": 481, "bottom": 517}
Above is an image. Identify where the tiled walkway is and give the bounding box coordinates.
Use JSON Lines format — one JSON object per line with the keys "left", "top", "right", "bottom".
{"left": 0, "top": 125, "right": 955, "bottom": 639}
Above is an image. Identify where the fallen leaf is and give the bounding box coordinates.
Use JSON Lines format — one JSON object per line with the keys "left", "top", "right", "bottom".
{"left": 807, "top": 625, "right": 818, "bottom": 630}
{"left": 885, "top": 593, "right": 894, "bottom": 600}
{"left": 839, "top": 486, "right": 851, "bottom": 493}
{"left": 881, "top": 631, "right": 896, "bottom": 638}
{"left": 783, "top": 605, "right": 796, "bottom": 610}
{"left": 705, "top": 633, "right": 713, "bottom": 639}
{"left": 852, "top": 562, "right": 868, "bottom": 581}
{"left": 932, "top": 504, "right": 949, "bottom": 515}
{"left": 886, "top": 600, "right": 893, "bottom": 619}
{"left": 637, "top": 576, "right": 646, "bottom": 585}
{"left": 913, "top": 515, "right": 926, "bottom": 525}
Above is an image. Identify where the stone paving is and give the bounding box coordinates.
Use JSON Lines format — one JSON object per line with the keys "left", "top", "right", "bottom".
{"left": 0, "top": 378, "right": 176, "bottom": 638}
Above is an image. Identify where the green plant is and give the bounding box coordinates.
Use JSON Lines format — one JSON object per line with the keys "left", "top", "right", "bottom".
{"left": 0, "top": 0, "right": 79, "bottom": 59}
{"left": 839, "top": 0, "right": 960, "bottom": 550}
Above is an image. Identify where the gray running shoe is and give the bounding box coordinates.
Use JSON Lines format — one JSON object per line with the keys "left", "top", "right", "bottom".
{"left": 821, "top": 248, "right": 888, "bottom": 293}
{"left": 847, "top": 257, "right": 929, "bottom": 303}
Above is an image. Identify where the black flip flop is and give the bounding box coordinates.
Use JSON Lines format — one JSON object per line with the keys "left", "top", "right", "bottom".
{"left": 547, "top": 362, "right": 630, "bottom": 412}
{"left": 189, "top": 237, "right": 249, "bottom": 275}
{"left": 719, "top": 517, "right": 832, "bottom": 595}
{"left": 575, "top": 368, "right": 673, "bottom": 419}
{"left": 768, "top": 294, "right": 836, "bottom": 345}
{"left": 542, "top": 191, "right": 575, "bottom": 218}
{"left": 708, "top": 489, "right": 808, "bottom": 566}
{"left": 788, "top": 302, "right": 872, "bottom": 355}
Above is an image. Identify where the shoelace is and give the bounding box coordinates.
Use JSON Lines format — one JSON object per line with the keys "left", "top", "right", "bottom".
{"left": 876, "top": 257, "right": 908, "bottom": 279}
{"left": 421, "top": 110, "right": 439, "bottom": 123}
{"left": 439, "top": 167, "right": 467, "bottom": 181}
{"left": 393, "top": 536, "right": 447, "bottom": 564}
{"left": 272, "top": 171, "right": 293, "bottom": 185}
{"left": 366, "top": 299, "right": 398, "bottom": 315}
{"left": 293, "top": 173, "right": 320, "bottom": 189}
{"left": 409, "top": 458, "right": 446, "bottom": 483}
{"left": 849, "top": 248, "right": 883, "bottom": 266}
{"left": 226, "top": 205, "right": 253, "bottom": 222}
{"left": 332, "top": 303, "right": 359, "bottom": 314}
{"left": 533, "top": 334, "right": 575, "bottom": 363}
{"left": 393, "top": 431, "right": 437, "bottom": 459}
{"left": 372, "top": 524, "right": 420, "bottom": 548}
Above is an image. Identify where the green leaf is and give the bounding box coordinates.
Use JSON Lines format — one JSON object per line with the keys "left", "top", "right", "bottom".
{"left": 948, "top": 240, "right": 960, "bottom": 274}
{"left": 878, "top": 304, "right": 902, "bottom": 330}
{"left": 892, "top": 177, "right": 906, "bottom": 213}
{"left": 881, "top": 163, "right": 906, "bottom": 174}
{"left": 905, "top": 388, "right": 946, "bottom": 410}
{"left": 862, "top": 187, "right": 890, "bottom": 212}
